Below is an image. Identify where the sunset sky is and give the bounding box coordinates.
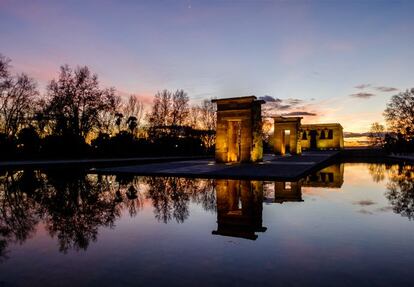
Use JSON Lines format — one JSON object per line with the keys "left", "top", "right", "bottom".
{"left": 1, "top": 0, "right": 413, "bottom": 132}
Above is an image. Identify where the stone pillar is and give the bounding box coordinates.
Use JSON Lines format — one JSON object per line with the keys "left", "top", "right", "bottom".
{"left": 240, "top": 119, "right": 252, "bottom": 162}
{"left": 273, "top": 117, "right": 302, "bottom": 156}
{"left": 289, "top": 128, "right": 297, "bottom": 155}
{"left": 215, "top": 116, "right": 228, "bottom": 163}
{"left": 227, "top": 121, "right": 238, "bottom": 162}
{"left": 274, "top": 127, "right": 285, "bottom": 155}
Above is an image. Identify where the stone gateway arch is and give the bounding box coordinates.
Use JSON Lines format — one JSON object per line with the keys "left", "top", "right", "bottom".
{"left": 212, "top": 96, "right": 264, "bottom": 163}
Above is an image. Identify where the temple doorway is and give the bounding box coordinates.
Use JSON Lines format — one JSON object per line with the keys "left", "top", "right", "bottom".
{"left": 213, "top": 96, "right": 264, "bottom": 163}
{"left": 309, "top": 130, "right": 318, "bottom": 150}
{"left": 273, "top": 116, "right": 302, "bottom": 156}
{"left": 284, "top": 130, "right": 291, "bottom": 155}
{"left": 227, "top": 121, "right": 242, "bottom": 162}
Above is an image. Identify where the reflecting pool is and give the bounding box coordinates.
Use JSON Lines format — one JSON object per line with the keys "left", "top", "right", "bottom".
{"left": 0, "top": 163, "right": 413, "bottom": 286}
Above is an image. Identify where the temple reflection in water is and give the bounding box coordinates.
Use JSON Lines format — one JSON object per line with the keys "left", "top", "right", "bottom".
{"left": 303, "top": 164, "right": 344, "bottom": 188}
{"left": 212, "top": 164, "right": 344, "bottom": 240}
{"left": 212, "top": 180, "right": 266, "bottom": 240}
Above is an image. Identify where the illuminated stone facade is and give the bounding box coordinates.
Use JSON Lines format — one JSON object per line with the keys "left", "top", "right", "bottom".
{"left": 273, "top": 117, "right": 344, "bottom": 155}
{"left": 213, "top": 96, "right": 264, "bottom": 163}
{"left": 273, "top": 116, "right": 302, "bottom": 155}
{"left": 300, "top": 123, "right": 344, "bottom": 151}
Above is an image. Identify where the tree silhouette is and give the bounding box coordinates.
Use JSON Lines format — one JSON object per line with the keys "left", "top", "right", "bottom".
{"left": 44, "top": 65, "right": 118, "bottom": 139}
{"left": 17, "top": 126, "right": 41, "bottom": 156}
{"left": 171, "top": 89, "right": 189, "bottom": 126}
{"left": 123, "top": 95, "right": 143, "bottom": 136}
{"left": 384, "top": 89, "right": 414, "bottom": 141}
{"left": 115, "top": 112, "right": 124, "bottom": 133}
{"left": 368, "top": 122, "right": 385, "bottom": 147}
{"left": 0, "top": 54, "right": 38, "bottom": 137}
{"left": 126, "top": 116, "right": 138, "bottom": 134}
{"left": 0, "top": 53, "right": 214, "bottom": 159}
{"left": 146, "top": 89, "right": 190, "bottom": 128}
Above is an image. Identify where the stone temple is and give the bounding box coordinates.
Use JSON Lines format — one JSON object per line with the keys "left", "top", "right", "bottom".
{"left": 273, "top": 116, "right": 344, "bottom": 155}
{"left": 212, "top": 96, "right": 264, "bottom": 163}
{"left": 212, "top": 96, "right": 344, "bottom": 162}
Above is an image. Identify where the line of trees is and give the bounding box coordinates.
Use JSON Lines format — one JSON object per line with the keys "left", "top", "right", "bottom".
{"left": 369, "top": 88, "right": 414, "bottom": 153}
{"left": 0, "top": 53, "right": 216, "bottom": 159}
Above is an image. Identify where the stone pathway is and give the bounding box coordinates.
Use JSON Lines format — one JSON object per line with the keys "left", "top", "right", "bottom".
{"left": 97, "top": 151, "right": 340, "bottom": 180}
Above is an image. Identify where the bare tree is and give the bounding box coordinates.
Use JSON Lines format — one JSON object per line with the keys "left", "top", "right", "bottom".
{"left": 123, "top": 95, "right": 144, "bottom": 134}
{"left": 384, "top": 88, "right": 414, "bottom": 140}
{"left": 368, "top": 122, "right": 385, "bottom": 147}
{"left": 188, "top": 106, "right": 200, "bottom": 129}
{"left": 97, "top": 95, "right": 122, "bottom": 135}
{"left": 0, "top": 70, "right": 38, "bottom": 137}
{"left": 171, "top": 89, "right": 189, "bottom": 126}
{"left": 44, "top": 65, "right": 117, "bottom": 138}
{"left": 0, "top": 54, "right": 11, "bottom": 90}
{"left": 146, "top": 89, "right": 172, "bottom": 127}
{"left": 197, "top": 99, "right": 217, "bottom": 148}
{"left": 199, "top": 99, "right": 216, "bottom": 131}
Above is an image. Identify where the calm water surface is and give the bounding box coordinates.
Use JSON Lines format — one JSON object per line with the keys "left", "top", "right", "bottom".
{"left": 0, "top": 163, "right": 413, "bottom": 287}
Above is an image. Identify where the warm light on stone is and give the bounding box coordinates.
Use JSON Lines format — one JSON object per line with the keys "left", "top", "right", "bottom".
{"left": 212, "top": 96, "right": 264, "bottom": 163}
{"left": 273, "top": 117, "right": 344, "bottom": 155}
{"left": 300, "top": 123, "right": 344, "bottom": 151}
{"left": 273, "top": 116, "right": 303, "bottom": 155}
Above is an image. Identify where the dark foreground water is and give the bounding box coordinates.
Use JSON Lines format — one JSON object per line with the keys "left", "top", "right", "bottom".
{"left": 0, "top": 163, "right": 413, "bottom": 287}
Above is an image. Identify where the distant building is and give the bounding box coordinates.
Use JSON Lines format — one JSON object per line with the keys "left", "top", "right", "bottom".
{"left": 273, "top": 116, "right": 344, "bottom": 155}
{"left": 301, "top": 123, "right": 344, "bottom": 151}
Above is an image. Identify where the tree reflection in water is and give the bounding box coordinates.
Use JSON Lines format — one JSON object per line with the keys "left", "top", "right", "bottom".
{"left": 114, "top": 174, "right": 144, "bottom": 217}
{"left": 36, "top": 170, "right": 122, "bottom": 253}
{"left": 0, "top": 170, "right": 41, "bottom": 261}
{"left": 145, "top": 177, "right": 215, "bottom": 223}
{"left": 368, "top": 163, "right": 388, "bottom": 183}
{"left": 385, "top": 165, "right": 414, "bottom": 220}
{"left": 366, "top": 163, "right": 414, "bottom": 220}
{"left": 0, "top": 169, "right": 216, "bottom": 257}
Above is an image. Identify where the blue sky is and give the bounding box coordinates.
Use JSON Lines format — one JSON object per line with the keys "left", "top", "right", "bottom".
{"left": 1, "top": 0, "right": 413, "bottom": 132}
